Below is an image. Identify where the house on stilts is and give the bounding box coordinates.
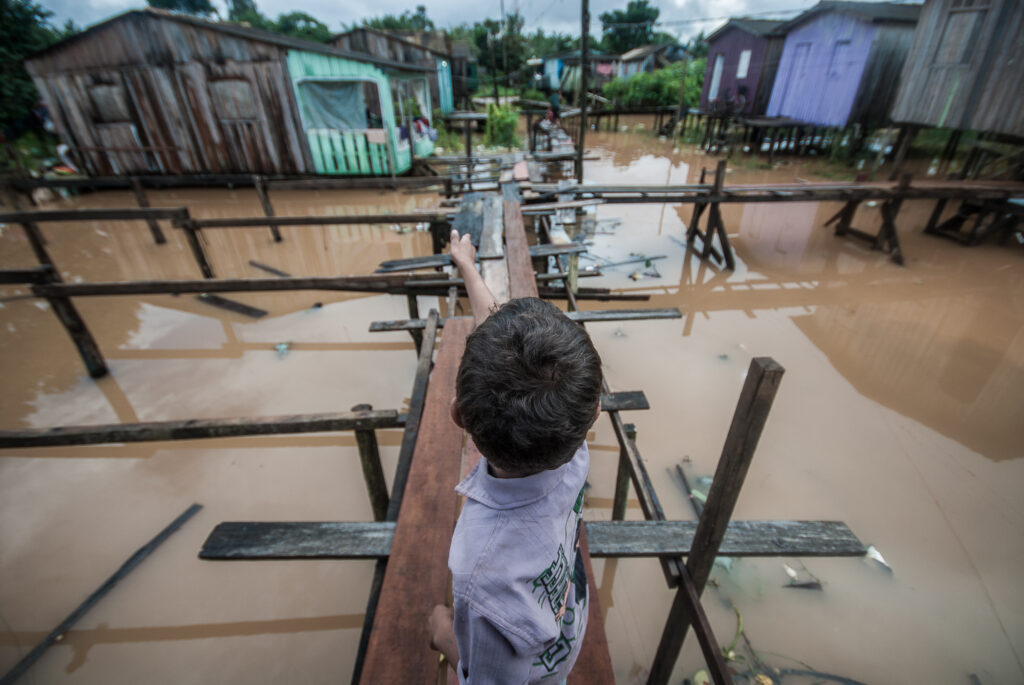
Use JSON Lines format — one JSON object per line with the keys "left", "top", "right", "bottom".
{"left": 765, "top": 1, "right": 921, "bottom": 131}
{"left": 24, "top": 9, "right": 435, "bottom": 177}
{"left": 701, "top": 18, "right": 786, "bottom": 116}
{"left": 888, "top": 0, "right": 1024, "bottom": 176}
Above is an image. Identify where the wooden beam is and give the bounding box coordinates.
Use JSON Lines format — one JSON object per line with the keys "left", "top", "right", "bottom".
{"left": 0, "top": 411, "right": 403, "bottom": 448}
{"left": 195, "top": 519, "right": 864, "bottom": 560}
{"left": 0, "top": 267, "right": 53, "bottom": 284}
{"left": 0, "top": 207, "right": 189, "bottom": 224}
{"left": 648, "top": 357, "right": 784, "bottom": 685}
{"left": 359, "top": 318, "right": 473, "bottom": 683}
{"left": 33, "top": 274, "right": 437, "bottom": 298}
{"left": 601, "top": 391, "right": 649, "bottom": 412}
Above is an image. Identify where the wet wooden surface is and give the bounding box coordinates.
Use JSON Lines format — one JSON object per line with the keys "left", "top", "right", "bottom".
{"left": 358, "top": 318, "right": 472, "bottom": 684}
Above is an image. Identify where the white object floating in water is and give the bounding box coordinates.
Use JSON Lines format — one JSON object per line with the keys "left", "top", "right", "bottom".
{"left": 274, "top": 342, "right": 292, "bottom": 358}
{"left": 783, "top": 563, "right": 799, "bottom": 581}
{"left": 865, "top": 544, "right": 893, "bottom": 573}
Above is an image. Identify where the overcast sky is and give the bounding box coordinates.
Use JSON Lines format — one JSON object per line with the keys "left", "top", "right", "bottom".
{"left": 40, "top": 0, "right": 823, "bottom": 45}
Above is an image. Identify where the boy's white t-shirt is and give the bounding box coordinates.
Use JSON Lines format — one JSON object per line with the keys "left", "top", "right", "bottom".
{"left": 448, "top": 444, "right": 590, "bottom": 684}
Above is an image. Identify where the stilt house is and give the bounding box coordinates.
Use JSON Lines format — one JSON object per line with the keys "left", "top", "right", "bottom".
{"left": 765, "top": 1, "right": 921, "bottom": 129}
{"left": 24, "top": 9, "right": 435, "bottom": 177}
{"left": 700, "top": 19, "right": 785, "bottom": 115}
{"left": 889, "top": 0, "right": 1024, "bottom": 140}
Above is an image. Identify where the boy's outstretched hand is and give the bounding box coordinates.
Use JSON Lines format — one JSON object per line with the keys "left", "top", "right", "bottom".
{"left": 449, "top": 228, "right": 476, "bottom": 272}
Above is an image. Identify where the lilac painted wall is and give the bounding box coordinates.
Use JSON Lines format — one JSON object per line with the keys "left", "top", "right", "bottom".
{"left": 699, "top": 26, "right": 772, "bottom": 114}
{"left": 766, "top": 11, "right": 876, "bottom": 127}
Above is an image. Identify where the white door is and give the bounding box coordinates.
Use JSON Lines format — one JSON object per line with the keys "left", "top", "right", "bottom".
{"left": 708, "top": 54, "right": 725, "bottom": 100}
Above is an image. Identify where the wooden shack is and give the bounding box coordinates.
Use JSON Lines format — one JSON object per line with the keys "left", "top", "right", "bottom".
{"left": 889, "top": 0, "right": 1024, "bottom": 140}
{"left": 24, "top": 9, "right": 435, "bottom": 177}
{"left": 700, "top": 19, "right": 785, "bottom": 115}
{"left": 765, "top": 1, "right": 920, "bottom": 129}
{"left": 615, "top": 43, "right": 688, "bottom": 79}
{"left": 330, "top": 27, "right": 459, "bottom": 114}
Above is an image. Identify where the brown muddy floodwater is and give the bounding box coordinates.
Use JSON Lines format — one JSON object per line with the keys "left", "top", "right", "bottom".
{"left": 2, "top": 126, "right": 1023, "bottom": 684}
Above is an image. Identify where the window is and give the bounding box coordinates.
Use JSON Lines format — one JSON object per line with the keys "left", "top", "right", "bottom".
{"left": 736, "top": 50, "right": 752, "bottom": 79}
{"left": 827, "top": 40, "right": 853, "bottom": 80}
{"left": 211, "top": 80, "right": 258, "bottom": 120}
{"left": 88, "top": 84, "right": 131, "bottom": 123}
{"left": 299, "top": 80, "right": 382, "bottom": 131}
{"left": 934, "top": 10, "right": 987, "bottom": 64}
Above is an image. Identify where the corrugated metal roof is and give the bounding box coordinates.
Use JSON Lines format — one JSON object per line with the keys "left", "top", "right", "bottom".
{"left": 620, "top": 43, "right": 672, "bottom": 61}
{"left": 27, "top": 9, "right": 433, "bottom": 73}
{"left": 707, "top": 18, "right": 785, "bottom": 43}
{"left": 332, "top": 26, "right": 453, "bottom": 60}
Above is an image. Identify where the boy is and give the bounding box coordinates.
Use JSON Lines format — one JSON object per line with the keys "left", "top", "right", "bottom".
{"left": 429, "top": 229, "right": 603, "bottom": 683}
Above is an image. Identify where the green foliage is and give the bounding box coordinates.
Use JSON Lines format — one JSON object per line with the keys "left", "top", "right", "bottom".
{"left": 522, "top": 88, "right": 547, "bottom": 102}
{"left": 526, "top": 29, "right": 577, "bottom": 60}
{"left": 483, "top": 103, "right": 519, "bottom": 148}
{"left": 431, "top": 112, "right": 465, "bottom": 152}
{"left": 365, "top": 5, "right": 435, "bottom": 31}
{"left": 275, "top": 12, "right": 331, "bottom": 42}
{"left": 0, "top": 0, "right": 79, "bottom": 128}
{"left": 601, "top": 58, "right": 705, "bottom": 109}
{"left": 226, "top": 1, "right": 331, "bottom": 43}
{"left": 685, "top": 30, "right": 709, "bottom": 59}
{"left": 146, "top": 0, "right": 216, "bottom": 15}
{"left": 599, "top": 0, "right": 659, "bottom": 54}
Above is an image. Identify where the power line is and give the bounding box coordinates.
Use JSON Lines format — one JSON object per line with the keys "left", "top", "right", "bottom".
{"left": 600, "top": 4, "right": 813, "bottom": 28}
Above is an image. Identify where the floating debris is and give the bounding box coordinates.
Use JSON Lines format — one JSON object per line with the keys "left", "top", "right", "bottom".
{"left": 782, "top": 562, "right": 824, "bottom": 590}
{"left": 274, "top": 342, "right": 292, "bottom": 358}
{"left": 613, "top": 327, "right": 627, "bottom": 338}
{"left": 865, "top": 545, "right": 893, "bottom": 573}
{"left": 629, "top": 271, "right": 643, "bottom": 281}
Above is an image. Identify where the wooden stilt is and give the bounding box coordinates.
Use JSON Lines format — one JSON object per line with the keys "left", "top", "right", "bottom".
{"left": 647, "top": 358, "right": 784, "bottom": 685}
{"left": 612, "top": 423, "right": 636, "bottom": 521}
{"left": 253, "top": 175, "right": 283, "bottom": 242}
{"left": 182, "top": 220, "right": 215, "bottom": 279}
{"left": 351, "top": 403, "right": 389, "bottom": 522}
{"left": 131, "top": 178, "right": 167, "bottom": 244}
{"left": 406, "top": 294, "right": 423, "bottom": 350}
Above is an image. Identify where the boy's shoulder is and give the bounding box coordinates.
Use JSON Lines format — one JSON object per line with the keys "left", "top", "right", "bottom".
{"left": 448, "top": 446, "right": 589, "bottom": 654}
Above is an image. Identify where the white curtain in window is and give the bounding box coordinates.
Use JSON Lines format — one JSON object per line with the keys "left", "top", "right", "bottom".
{"left": 737, "top": 50, "right": 751, "bottom": 79}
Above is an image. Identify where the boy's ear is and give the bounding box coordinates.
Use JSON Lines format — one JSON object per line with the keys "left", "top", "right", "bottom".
{"left": 450, "top": 398, "right": 464, "bottom": 429}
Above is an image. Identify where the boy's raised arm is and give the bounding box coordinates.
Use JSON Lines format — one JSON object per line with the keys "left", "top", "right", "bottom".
{"left": 449, "top": 228, "right": 499, "bottom": 328}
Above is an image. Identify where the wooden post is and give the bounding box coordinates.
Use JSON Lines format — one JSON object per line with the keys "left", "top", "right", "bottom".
{"left": 35, "top": 266, "right": 109, "bottom": 379}
{"left": 351, "top": 403, "right": 389, "bottom": 522}
{"left": 130, "top": 178, "right": 167, "bottom": 244}
{"left": 181, "top": 219, "right": 215, "bottom": 279}
{"left": 576, "top": 0, "right": 589, "bottom": 184}
{"left": 567, "top": 252, "right": 579, "bottom": 294}
{"left": 888, "top": 124, "right": 917, "bottom": 181}
{"left": 647, "top": 357, "right": 784, "bottom": 685}
{"left": 253, "top": 175, "right": 283, "bottom": 242}
{"left": 406, "top": 294, "right": 423, "bottom": 350}
{"left": 464, "top": 121, "right": 473, "bottom": 191}
{"left": 20, "top": 222, "right": 56, "bottom": 271}
{"left": 611, "top": 423, "right": 636, "bottom": 521}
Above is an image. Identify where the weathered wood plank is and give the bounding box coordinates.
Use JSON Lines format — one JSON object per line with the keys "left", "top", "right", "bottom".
{"left": 0, "top": 411, "right": 403, "bottom": 448}
{"left": 450, "top": 192, "right": 487, "bottom": 247}
{"left": 374, "top": 243, "right": 585, "bottom": 273}
{"left": 200, "top": 522, "right": 396, "bottom": 559}
{"left": 479, "top": 195, "right": 509, "bottom": 302}
{"left": 0, "top": 207, "right": 189, "bottom": 224}
{"left": 193, "top": 519, "right": 866, "bottom": 560}
{"left": 0, "top": 267, "right": 53, "bottom": 285}
{"left": 359, "top": 318, "right": 473, "bottom": 684}
{"left": 504, "top": 199, "right": 538, "bottom": 300}
{"left": 601, "top": 391, "right": 650, "bottom": 412}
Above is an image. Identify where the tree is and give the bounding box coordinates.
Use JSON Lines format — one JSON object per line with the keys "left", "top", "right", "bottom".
{"left": 685, "top": 30, "right": 709, "bottom": 59}
{"left": 0, "top": 0, "right": 78, "bottom": 129}
{"left": 599, "top": 0, "right": 659, "bottom": 54}
{"left": 146, "top": 0, "right": 217, "bottom": 16}
{"left": 227, "top": 0, "right": 258, "bottom": 21}
{"left": 275, "top": 12, "right": 332, "bottom": 42}
{"left": 365, "top": 6, "right": 435, "bottom": 31}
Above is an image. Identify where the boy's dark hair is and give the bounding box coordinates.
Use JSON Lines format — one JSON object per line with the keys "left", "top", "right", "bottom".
{"left": 456, "top": 297, "right": 603, "bottom": 475}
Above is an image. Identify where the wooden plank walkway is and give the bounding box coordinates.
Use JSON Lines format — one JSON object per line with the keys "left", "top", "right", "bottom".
{"left": 359, "top": 317, "right": 473, "bottom": 683}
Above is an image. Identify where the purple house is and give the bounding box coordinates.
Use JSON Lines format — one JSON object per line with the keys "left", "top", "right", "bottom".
{"left": 766, "top": 1, "right": 920, "bottom": 129}
{"left": 700, "top": 19, "right": 785, "bottom": 115}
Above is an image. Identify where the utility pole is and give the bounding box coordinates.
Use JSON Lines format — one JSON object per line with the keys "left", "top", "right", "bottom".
{"left": 576, "top": 0, "right": 589, "bottom": 183}
{"left": 500, "top": 0, "right": 509, "bottom": 91}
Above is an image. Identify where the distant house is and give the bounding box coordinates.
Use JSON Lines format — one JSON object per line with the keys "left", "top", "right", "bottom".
{"left": 890, "top": 0, "right": 1024, "bottom": 139}
{"left": 541, "top": 50, "right": 619, "bottom": 92}
{"left": 331, "top": 27, "right": 472, "bottom": 113}
{"left": 616, "top": 43, "right": 688, "bottom": 79}
{"left": 25, "top": 9, "right": 435, "bottom": 177}
{"left": 766, "top": 1, "right": 921, "bottom": 129}
{"left": 700, "top": 19, "right": 785, "bottom": 115}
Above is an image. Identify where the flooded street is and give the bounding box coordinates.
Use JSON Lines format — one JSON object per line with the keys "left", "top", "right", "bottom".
{"left": 2, "top": 127, "right": 1023, "bottom": 684}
